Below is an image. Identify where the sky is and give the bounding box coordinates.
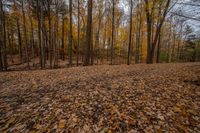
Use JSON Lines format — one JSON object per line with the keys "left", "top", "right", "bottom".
{"left": 175, "top": 0, "right": 200, "bottom": 36}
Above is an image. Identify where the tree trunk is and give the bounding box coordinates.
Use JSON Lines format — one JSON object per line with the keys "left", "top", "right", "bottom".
{"left": 111, "top": 0, "right": 115, "bottom": 65}
{"left": 156, "top": 31, "right": 161, "bottom": 63}
{"left": 76, "top": 0, "right": 80, "bottom": 66}
{"left": 54, "top": 8, "right": 59, "bottom": 68}
{"left": 1, "top": 1, "right": 7, "bottom": 71}
{"left": 47, "top": 0, "right": 52, "bottom": 68}
{"left": 28, "top": 2, "right": 35, "bottom": 67}
{"left": 135, "top": 3, "right": 142, "bottom": 64}
{"left": 16, "top": 18, "right": 23, "bottom": 63}
{"left": 127, "top": 0, "right": 133, "bottom": 65}
{"left": 0, "top": 5, "right": 3, "bottom": 70}
{"left": 36, "top": 0, "right": 42, "bottom": 68}
{"left": 22, "top": 0, "right": 30, "bottom": 69}
{"left": 144, "top": 0, "right": 152, "bottom": 64}
{"left": 84, "top": 0, "right": 93, "bottom": 66}
{"left": 41, "top": 2, "right": 46, "bottom": 68}
{"left": 145, "top": 0, "right": 171, "bottom": 64}
{"left": 68, "top": 0, "right": 73, "bottom": 66}
{"left": 62, "top": 14, "right": 65, "bottom": 61}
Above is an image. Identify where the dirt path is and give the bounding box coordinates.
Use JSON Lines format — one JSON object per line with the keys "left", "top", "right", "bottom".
{"left": 0, "top": 63, "right": 199, "bottom": 132}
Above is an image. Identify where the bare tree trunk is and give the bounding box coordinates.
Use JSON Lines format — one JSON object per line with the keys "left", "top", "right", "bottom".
{"left": 84, "top": 0, "right": 93, "bottom": 66}
{"left": 62, "top": 14, "right": 65, "bottom": 61}
{"left": 135, "top": 2, "right": 142, "bottom": 64}
{"left": 0, "top": 42, "right": 2, "bottom": 71}
{"left": 168, "top": 21, "right": 172, "bottom": 63}
{"left": 76, "top": 0, "right": 80, "bottom": 66}
{"left": 95, "top": 8, "right": 102, "bottom": 65}
{"left": 54, "top": 8, "right": 59, "bottom": 68}
{"left": 172, "top": 30, "right": 176, "bottom": 62}
{"left": 111, "top": 0, "right": 115, "bottom": 65}
{"left": 68, "top": 0, "right": 73, "bottom": 66}
{"left": 22, "top": 0, "right": 30, "bottom": 69}
{"left": 41, "top": 2, "right": 46, "bottom": 68}
{"left": 156, "top": 31, "right": 161, "bottom": 63}
{"left": 1, "top": 1, "right": 7, "bottom": 71}
{"left": 90, "top": 28, "right": 94, "bottom": 65}
{"left": 37, "top": 0, "right": 42, "bottom": 68}
{"left": 0, "top": 12, "right": 2, "bottom": 70}
{"left": 7, "top": 22, "right": 12, "bottom": 63}
{"left": 47, "top": 0, "right": 52, "bottom": 68}
{"left": 144, "top": 0, "right": 152, "bottom": 64}
{"left": 16, "top": 18, "right": 23, "bottom": 63}
{"left": 28, "top": 1, "right": 35, "bottom": 67}
{"left": 127, "top": 0, "right": 133, "bottom": 65}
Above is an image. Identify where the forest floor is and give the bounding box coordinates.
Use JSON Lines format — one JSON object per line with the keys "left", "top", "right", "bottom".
{"left": 0, "top": 63, "right": 200, "bottom": 133}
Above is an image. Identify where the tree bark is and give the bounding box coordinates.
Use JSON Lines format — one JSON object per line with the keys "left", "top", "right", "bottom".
{"left": 127, "top": 0, "right": 133, "bottom": 65}
{"left": 1, "top": 1, "right": 8, "bottom": 71}
{"left": 28, "top": 1, "right": 35, "bottom": 67}
{"left": 156, "top": 31, "right": 161, "bottom": 63}
{"left": 62, "top": 14, "right": 65, "bottom": 61}
{"left": 144, "top": 0, "right": 171, "bottom": 64}
{"left": 16, "top": 18, "right": 23, "bottom": 63}
{"left": 84, "top": 0, "right": 93, "bottom": 66}
{"left": 22, "top": 0, "right": 30, "bottom": 69}
{"left": 47, "top": 0, "right": 52, "bottom": 68}
{"left": 76, "top": 0, "right": 80, "bottom": 66}
{"left": 111, "top": 0, "right": 115, "bottom": 65}
{"left": 68, "top": 0, "right": 73, "bottom": 66}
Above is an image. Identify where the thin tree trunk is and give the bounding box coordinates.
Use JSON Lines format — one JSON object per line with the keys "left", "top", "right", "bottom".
{"left": 47, "top": 0, "right": 52, "bottom": 68}
{"left": 41, "top": 2, "right": 45, "bottom": 68}
{"left": 16, "top": 18, "right": 23, "bottom": 63}
{"left": 0, "top": 3, "right": 3, "bottom": 70}
{"left": 90, "top": 28, "right": 94, "bottom": 65}
{"left": 54, "top": 8, "right": 59, "bottom": 68}
{"left": 76, "top": 0, "right": 80, "bottom": 66}
{"left": 36, "top": 0, "right": 43, "bottom": 68}
{"left": 1, "top": 1, "right": 7, "bottom": 71}
{"left": 68, "top": 0, "right": 73, "bottom": 66}
{"left": 135, "top": 3, "right": 142, "bottom": 64}
{"left": 156, "top": 31, "right": 161, "bottom": 63}
{"left": 111, "top": 0, "right": 115, "bottom": 65}
{"left": 28, "top": 2, "right": 35, "bottom": 67}
{"left": 0, "top": 41, "right": 2, "bottom": 71}
{"left": 22, "top": 0, "right": 30, "bottom": 69}
{"left": 127, "top": 0, "right": 133, "bottom": 65}
{"left": 7, "top": 22, "right": 13, "bottom": 63}
{"left": 84, "top": 0, "right": 93, "bottom": 66}
{"left": 95, "top": 8, "right": 102, "bottom": 65}
{"left": 62, "top": 14, "right": 65, "bottom": 61}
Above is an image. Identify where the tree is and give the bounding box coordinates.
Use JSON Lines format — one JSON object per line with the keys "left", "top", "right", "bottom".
{"left": 21, "top": 0, "right": 30, "bottom": 69}
{"left": 0, "top": 0, "right": 7, "bottom": 71}
{"left": 127, "top": 0, "right": 133, "bottom": 65}
{"left": 111, "top": 0, "right": 115, "bottom": 65}
{"left": 84, "top": 0, "right": 93, "bottom": 66}
{"left": 16, "top": 18, "right": 23, "bottom": 64}
{"left": 76, "top": 0, "right": 80, "bottom": 66}
{"left": 144, "top": 0, "right": 171, "bottom": 64}
{"left": 47, "top": 0, "right": 53, "bottom": 68}
{"left": 68, "top": 0, "right": 73, "bottom": 66}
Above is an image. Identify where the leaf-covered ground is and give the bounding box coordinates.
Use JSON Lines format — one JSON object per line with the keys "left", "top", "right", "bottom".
{"left": 0, "top": 63, "right": 200, "bottom": 133}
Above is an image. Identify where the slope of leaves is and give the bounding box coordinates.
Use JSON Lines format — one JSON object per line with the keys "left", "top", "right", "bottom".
{"left": 0, "top": 63, "right": 199, "bottom": 132}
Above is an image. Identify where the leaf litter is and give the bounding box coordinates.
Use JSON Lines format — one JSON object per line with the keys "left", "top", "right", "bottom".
{"left": 0, "top": 63, "right": 200, "bottom": 132}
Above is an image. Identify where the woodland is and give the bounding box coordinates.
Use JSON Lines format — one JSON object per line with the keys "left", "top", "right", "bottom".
{"left": 0, "top": 0, "right": 199, "bottom": 70}
{"left": 0, "top": 0, "right": 200, "bottom": 132}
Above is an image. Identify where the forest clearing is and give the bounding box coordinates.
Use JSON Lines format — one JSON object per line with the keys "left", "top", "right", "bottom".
{"left": 1, "top": 0, "right": 200, "bottom": 132}
{"left": 0, "top": 63, "right": 200, "bottom": 132}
